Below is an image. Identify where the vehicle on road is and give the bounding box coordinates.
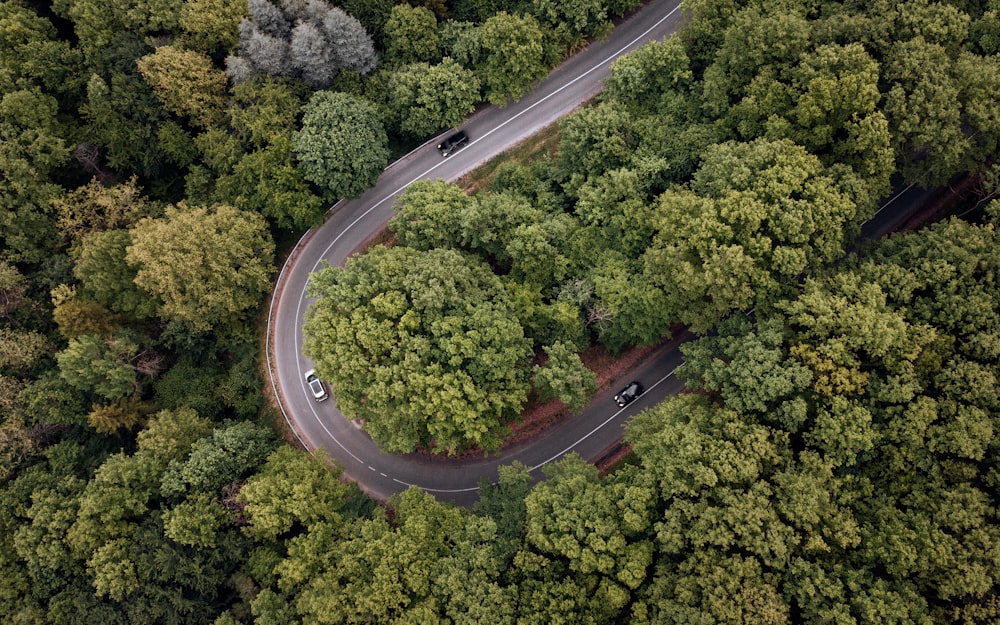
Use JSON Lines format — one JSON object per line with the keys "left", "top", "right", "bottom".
{"left": 437, "top": 130, "right": 468, "bottom": 157}
{"left": 304, "top": 369, "right": 328, "bottom": 401}
{"left": 614, "top": 381, "right": 643, "bottom": 407}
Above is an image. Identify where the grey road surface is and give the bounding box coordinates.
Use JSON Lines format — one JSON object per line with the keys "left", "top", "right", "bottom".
{"left": 268, "top": 0, "right": 686, "bottom": 506}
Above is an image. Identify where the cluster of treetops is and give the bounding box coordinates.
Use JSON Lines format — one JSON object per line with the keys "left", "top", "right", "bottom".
{"left": 1, "top": 0, "right": 999, "bottom": 622}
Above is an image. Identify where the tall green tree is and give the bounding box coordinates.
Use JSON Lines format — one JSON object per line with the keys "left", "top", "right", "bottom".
{"left": 604, "top": 37, "right": 694, "bottom": 115}
{"left": 390, "top": 179, "right": 478, "bottom": 250}
{"left": 255, "top": 488, "right": 508, "bottom": 625}
{"left": 700, "top": 7, "right": 812, "bottom": 121}
{"left": 238, "top": 447, "right": 356, "bottom": 542}
{"left": 293, "top": 91, "right": 389, "bottom": 200}
{"left": 524, "top": 456, "right": 655, "bottom": 593}
{"left": 56, "top": 333, "right": 141, "bottom": 402}
{"left": 126, "top": 203, "right": 275, "bottom": 333}
{"left": 531, "top": 341, "right": 596, "bottom": 413}
{"left": 80, "top": 71, "right": 173, "bottom": 179}
{"left": 229, "top": 139, "right": 327, "bottom": 230}
{"left": 159, "top": 421, "right": 276, "bottom": 499}
{"left": 557, "top": 101, "right": 639, "bottom": 194}
{"left": 136, "top": 46, "right": 227, "bottom": 129}
{"left": 531, "top": 0, "right": 609, "bottom": 49}
{"left": 0, "top": 3, "right": 81, "bottom": 98}
{"left": 383, "top": 4, "right": 441, "bottom": 65}
{"left": 304, "top": 245, "right": 533, "bottom": 454}
{"left": 477, "top": 12, "right": 547, "bottom": 105}
{"left": 52, "top": 176, "right": 154, "bottom": 245}
{"left": 0, "top": 89, "right": 68, "bottom": 263}
{"left": 385, "top": 59, "right": 481, "bottom": 137}
{"left": 643, "top": 138, "right": 860, "bottom": 333}
{"left": 177, "top": 0, "right": 246, "bottom": 53}
{"left": 882, "top": 37, "right": 969, "bottom": 185}
{"left": 62, "top": 0, "right": 184, "bottom": 56}
{"left": 73, "top": 229, "right": 158, "bottom": 320}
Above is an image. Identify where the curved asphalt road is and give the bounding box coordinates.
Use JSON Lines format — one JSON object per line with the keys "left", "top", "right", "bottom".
{"left": 267, "top": 0, "right": 687, "bottom": 506}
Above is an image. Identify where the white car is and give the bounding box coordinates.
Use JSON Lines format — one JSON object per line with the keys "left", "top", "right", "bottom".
{"left": 304, "top": 369, "right": 328, "bottom": 401}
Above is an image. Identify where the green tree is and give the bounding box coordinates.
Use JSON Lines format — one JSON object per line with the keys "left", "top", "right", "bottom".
{"left": 12, "top": 474, "right": 88, "bottom": 600}
{"left": 52, "top": 176, "right": 154, "bottom": 244}
{"left": 386, "top": 59, "right": 481, "bottom": 137}
{"left": 531, "top": 341, "right": 596, "bottom": 413}
{"left": 589, "top": 252, "right": 674, "bottom": 351}
{"left": 259, "top": 487, "right": 512, "bottom": 625}
{"left": 524, "top": 456, "right": 655, "bottom": 592}
{"left": 643, "top": 138, "right": 860, "bottom": 333}
{"left": 304, "top": 245, "right": 533, "bottom": 454}
{"left": 630, "top": 217, "right": 1000, "bottom": 623}
{"left": 0, "top": 88, "right": 68, "bottom": 263}
{"left": 238, "top": 447, "right": 355, "bottom": 541}
{"left": 477, "top": 12, "right": 547, "bottom": 105}
{"left": 390, "top": 179, "right": 477, "bottom": 250}
{"left": 293, "top": 91, "right": 389, "bottom": 200}
{"left": 50, "top": 284, "right": 121, "bottom": 340}
{"left": 474, "top": 462, "right": 533, "bottom": 567}
{"left": 221, "top": 137, "right": 327, "bottom": 230}
{"left": 66, "top": 452, "right": 162, "bottom": 560}
{"left": 163, "top": 492, "right": 233, "bottom": 548}
{"left": 573, "top": 167, "right": 658, "bottom": 258}
{"left": 0, "top": 328, "right": 50, "bottom": 376}
{"left": 56, "top": 333, "right": 140, "bottom": 401}
{"left": 782, "top": 44, "right": 889, "bottom": 170}
{"left": 700, "top": 7, "right": 812, "bottom": 121}
{"left": 951, "top": 50, "right": 1000, "bottom": 181}
{"left": 383, "top": 4, "right": 441, "bottom": 65}
{"left": 73, "top": 229, "right": 158, "bottom": 320}
{"left": 136, "top": 45, "right": 227, "bottom": 128}
{"left": 678, "top": 315, "right": 812, "bottom": 416}
{"left": 0, "top": 3, "right": 81, "bottom": 97}
{"left": 177, "top": 0, "right": 246, "bottom": 53}
{"left": 0, "top": 260, "right": 28, "bottom": 322}
{"left": 604, "top": 37, "right": 694, "bottom": 115}
{"left": 80, "top": 71, "right": 172, "bottom": 179}
{"left": 343, "top": 0, "right": 394, "bottom": 45}
{"left": 160, "top": 421, "right": 276, "bottom": 499}
{"left": 65, "top": 0, "right": 183, "bottom": 55}
{"left": 136, "top": 407, "right": 214, "bottom": 462}
{"left": 215, "top": 352, "right": 265, "bottom": 419}
{"left": 531, "top": 0, "right": 608, "bottom": 49}
{"left": 881, "top": 37, "right": 968, "bottom": 185}
{"left": 226, "top": 77, "right": 308, "bottom": 148}
{"left": 126, "top": 202, "right": 275, "bottom": 333}
{"left": 17, "top": 371, "right": 90, "bottom": 428}
{"left": 86, "top": 397, "right": 151, "bottom": 434}
{"left": 557, "top": 101, "right": 639, "bottom": 193}
{"left": 503, "top": 212, "right": 578, "bottom": 289}
{"left": 209, "top": 78, "right": 326, "bottom": 230}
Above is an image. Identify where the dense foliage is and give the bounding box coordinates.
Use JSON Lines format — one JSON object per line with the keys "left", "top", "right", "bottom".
{"left": 2, "top": 0, "right": 999, "bottom": 622}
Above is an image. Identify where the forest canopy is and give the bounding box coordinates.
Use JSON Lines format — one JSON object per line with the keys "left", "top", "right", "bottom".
{"left": 1, "top": 0, "right": 999, "bottom": 623}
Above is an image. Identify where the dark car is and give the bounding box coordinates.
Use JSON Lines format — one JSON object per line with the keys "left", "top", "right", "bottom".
{"left": 614, "top": 381, "right": 643, "bottom": 407}
{"left": 304, "top": 369, "right": 328, "bottom": 402}
{"left": 437, "top": 130, "right": 468, "bottom": 157}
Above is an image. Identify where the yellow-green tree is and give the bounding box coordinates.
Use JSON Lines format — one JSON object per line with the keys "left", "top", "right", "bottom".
{"left": 126, "top": 203, "right": 274, "bottom": 333}
{"left": 137, "top": 46, "right": 227, "bottom": 128}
